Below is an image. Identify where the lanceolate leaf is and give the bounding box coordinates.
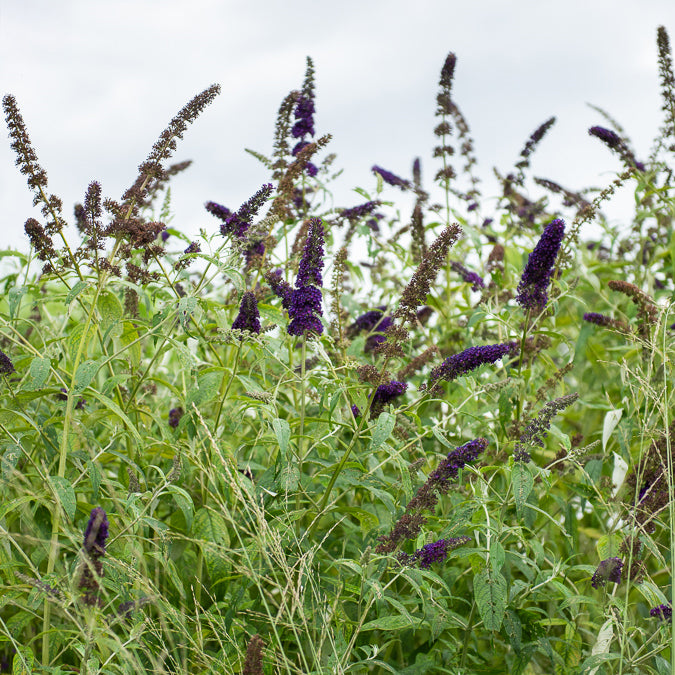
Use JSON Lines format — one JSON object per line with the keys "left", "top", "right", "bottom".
{"left": 474, "top": 566, "right": 507, "bottom": 632}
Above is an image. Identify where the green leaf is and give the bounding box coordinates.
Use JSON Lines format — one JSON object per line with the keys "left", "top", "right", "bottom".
{"left": 12, "top": 646, "right": 34, "bottom": 675}
{"left": 193, "top": 507, "right": 230, "bottom": 584}
{"left": 361, "top": 615, "right": 417, "bottom": 631}
{"left": 490, "top": 540, "right": 505, "bottom": 575}
{"left": 49, "top": 475, "right": 76, "bottom": 522}
{"left": 431, "top": 426, "right": 453, "bottom": 449}
{"left": 166, "top": 485, "right": 194, "bottom": 531}
{"left": 512, "top": 462, "right": 534, "bottom": 519}
{"left": 85, "top": 390, "right": 143, "bottom": 444}
{"left": 602, "top": 408, "right": 623, "bottom": 451}
{"left": 8, "top": 287, "right": 26, "bottom": 320}
{"left": 278, "top": 461, "right": 299, "bottom": 492}
{"left": 503, "top": 609, "right": 522, "bottom": 653}
{"left": 65, "top": 280, "right": 88, "bottom": 305}
{"left": 342, "top": 507, "right": 379, "bottom": 537}
{"left": 1, "top": 445, "right": 21, "bottom": 480}
{"left": 87, "top": 460, "right": 100, "bottom": 501}
{"left": 596, "top": 533, "right": 622, "bottom": 561}
{"left": 119, "top": 322, "right": 142, "bottom": 370}
{"left": 187, "top": 370, "right": 223, "bottom": 407}
{"left": 474, "top": 567, "right": 507, "bottom": 632}
{"left": 97, "top": 291, "right": 123, "bottom": 336}
{"left": 73, "top": 359, "right": 100, "bottom": 394}
{"left": 272, "top": 418, "right": 290, "bottom": 456}
{"left": 24, "top": 357, "right": 50, "bottom": 391}
{"left": 370, "top": 412, "right": 395, "bottom": 452}
{"left": 178, "top": 296, "right": 198, "bottom": 330}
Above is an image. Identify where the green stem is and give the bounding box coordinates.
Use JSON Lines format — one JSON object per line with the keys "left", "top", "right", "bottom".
{"left": 459, "top": 601, "right": 476, "bottom": 672}
{"left": 295, "top": 338, "right": 307, "bottom": 521}
{"left": 214, "top": 342, "right": 242, "bottom": 433}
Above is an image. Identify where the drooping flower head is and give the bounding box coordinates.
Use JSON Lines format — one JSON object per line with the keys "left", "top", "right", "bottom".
{"left": 398, "top": 536, "right": 472, "bottom": 569}
{"left": 516, "top": 218, "right": 565, "bottom": 312}
{"left": 371, "top": 165, "right": 411, "bottom": 191}
{"left": 83, "top": 507, "right": 109, "bottom": 558}
{"left": 589, "top": 126, "right": 645, "bottom": 170}
{"left": 232, "top": 291, "right": 261, "bottom": 335}
{"left": 426, "top": 342, "right": 516, "bottom": 392}
{"left": 287, "top": 218, "right": 324, "bottom": 336}
{"left": 450, "top": 261, "right": 484, "bottom": 291}
{"left": 591, "top": 557, "right": 623, "bottom": 589}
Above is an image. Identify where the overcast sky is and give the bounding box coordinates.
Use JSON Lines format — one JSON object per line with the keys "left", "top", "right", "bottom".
{"left": 1, "top": 0, "right": 674, "bottom": 256}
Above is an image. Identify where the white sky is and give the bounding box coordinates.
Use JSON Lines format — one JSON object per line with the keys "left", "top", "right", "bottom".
{"left": 1, "top": 0, "right": 674, "bottom": 256}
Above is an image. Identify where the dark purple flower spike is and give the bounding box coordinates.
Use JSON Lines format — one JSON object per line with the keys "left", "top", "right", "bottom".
{"left": 232, "top": 291, "right": 262, "bottom": 335}
{"left": 287, "top": 218, "right": 325, "bottom": 337}
{"left": 516, "top": 218, "right": 565, "bottom": 312}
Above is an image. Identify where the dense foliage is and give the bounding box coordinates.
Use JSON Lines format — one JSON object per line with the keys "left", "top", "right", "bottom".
{"left": 1, "top": 25, "right": 675, "bottom": 675}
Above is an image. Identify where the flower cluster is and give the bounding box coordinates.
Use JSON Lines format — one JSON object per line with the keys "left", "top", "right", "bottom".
{"left": 516, "top": 218, "right": 565, "bottom": 312}
{"left": 0, "top": 351, "right": 15, "bottom": 376}
{"left": 266, "top": 270, "right": 293, "bottom": 309}
{"left": 376, "top": 438, "right": 486, "bottom": 554}
{"left": 450, "top": 261, "right": 484, "bottom": 291}
{"left": 591, "top": 557, "right": 623, "bottom": 589}
{"left": 650, "top": 604, "right": 673, "bottom": 622}
{"left": 369, "top": 380, "right": 407, "bottom": 417}
{"left": 216, "top": 184, "right": 274, "bottom": 239}
{"left": 583, "top": 312, "right": 630, "bottom": 333}
{"left": 340, "top": 201, "right": 381, "bottom": 221}
{"left": 371, "top": 165, "right": 411, "bottom": 190}
{"left": 348, "top": 306, "right": 394, "bottom": 352}
{"left": 287, "top": 218, "right": 324, "bottom": 336}
{"left": 243, "top": 634, "right": 265, "bottom": 675}
{"left": 232, "top": 292, "right": 261, "bottom": 335}
{"left": 398, "top": 536, "right": 472, "bottom": 569}
{"left": 168, "top": 407, "right": 184, "bottom": 429}
{"left": 426, "top": 342, "right": 516, "bottom": 393}
{"left": 291, "top": 57, "right": 318, "bottom": 177}
{"left": 514, "top": 393, "right": 579, "bottom": 462}
{"left": 589, "top": 126, "right": 645, "bottom": 170}
{"left": 79, "top": 507, "right": 109, "bottom": 606}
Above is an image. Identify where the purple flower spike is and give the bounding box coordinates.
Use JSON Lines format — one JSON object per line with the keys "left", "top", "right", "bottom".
{"left": 589, "top": 126, "right": 644, "bottom": 170}
{"left": 0, "top": 351, "right": 15, "bottom": 376}
{"left": 340, "top": 201, "right": 381, "bottom": 221}
{"left": 402, "top": 536, "right": 472, "bottom": 569}
{"left": 372, "top": 165, "right": 411, "bottom": 191}
{"left": 516, "top": 218, "right": 565, "bottom": 312}
{"left": 83, "top": 507, "right": 109, "bottom": 558}
{"left": 292, "top": 95, "right": 316, "bottom": 140}
{"left": 287, "top": 218, "right": 325, "bottom": 337}
{"left": 429, "top": 438, "right": 487, "bottom": 490}
{"left": 372, "top": 380, "right": 407, "bottom": 408}
{"left": 591, "top": 557, "right": 623, "bottom": 589}
{"left": 205, "top": 201, "right": 232, "bottom": 223}
{"left": 650, "top": 604, "right": 673, "bottom": 622}
{"left": 220, "top": 184, "right": 274, "bottom": 239}
{"left": 450, "top": 261, "right": 485, "bottom": 291}
{"left": 168, "top": 407, "right": 184, "bottom": 429}
{"left": 267, "top": 270, "right": 293, "bottom": 310}
{"left": 232, "top": 291, "right": 261, "bottom": 335}
{"left": 428, "top": 342, "right": 515, "bottom": 389}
